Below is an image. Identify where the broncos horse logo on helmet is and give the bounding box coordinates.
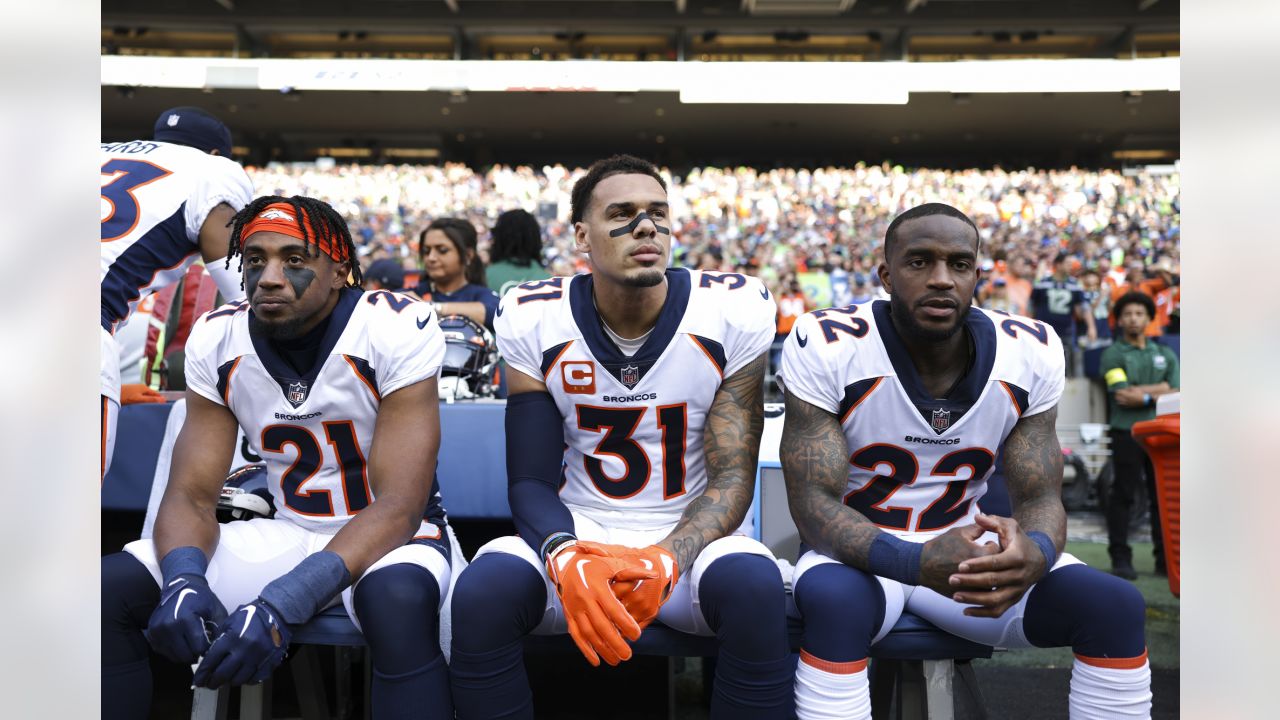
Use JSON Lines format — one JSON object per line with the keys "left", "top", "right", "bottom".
{"left": 436, "top": 314, "right": 499, "bottom": 401}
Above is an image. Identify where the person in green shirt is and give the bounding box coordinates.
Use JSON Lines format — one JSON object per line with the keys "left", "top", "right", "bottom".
{"left": 1099, "top": 291, "right": 1180, "bottom": 580}
{"left": 485, "top": 209, "right": 547, "bottom": 297}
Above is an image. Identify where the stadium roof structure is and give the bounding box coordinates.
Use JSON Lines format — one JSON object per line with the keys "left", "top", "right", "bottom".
{"left": 103, "top": 0, "right": 1178, "bottom": 61}
{"left": 101, "top": 0, "right": 1179, "bottom": 167}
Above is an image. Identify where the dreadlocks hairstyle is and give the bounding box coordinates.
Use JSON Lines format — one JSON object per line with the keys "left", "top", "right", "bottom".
{"left": 418, "top": 217, "right": 487, "bottom": 289}
{"left": 488, "top": 208, "right": 544, "bottom": 267}
{"left": 225, "top": 195, "right": 362, "bottom": 288}
{"left": 570, "top": 154, "right": 667, "bottom": 224}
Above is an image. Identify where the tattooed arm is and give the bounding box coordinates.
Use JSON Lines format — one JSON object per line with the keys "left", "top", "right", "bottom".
{"left": 781, "top": 391, "right": 993, "bottom": 596}
{"left": 948, "top": 405, "right": 1066, "bottom": 617}
{"left": 656, "top": 352, "right": 768, "bottom": 575}
{"left": 780, "top": 389, "right": 879, "bottom": 568}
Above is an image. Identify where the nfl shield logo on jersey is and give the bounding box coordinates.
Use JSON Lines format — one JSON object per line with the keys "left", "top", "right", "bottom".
{"left": 931, "top": 407, "right": 951, "bottom": 432}
{"left": 287, "top": 381, "right": 308, "bottom": 407}
{"left": 620, "top": 364, "right": 640, "bottom": 388}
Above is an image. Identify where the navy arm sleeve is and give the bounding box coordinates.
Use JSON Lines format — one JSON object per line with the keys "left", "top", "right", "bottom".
{"left": 505, "top": 391, "right": 575, "bottom": 554}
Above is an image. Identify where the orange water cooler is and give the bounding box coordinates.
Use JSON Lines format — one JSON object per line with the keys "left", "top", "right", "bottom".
{"left": 1130, "top": 393, "right": 1180, "bottom": 597}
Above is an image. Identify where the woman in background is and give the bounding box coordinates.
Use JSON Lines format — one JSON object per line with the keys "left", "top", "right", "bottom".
{"left": 414, "top": 217, "right": 500, "bottom": 331}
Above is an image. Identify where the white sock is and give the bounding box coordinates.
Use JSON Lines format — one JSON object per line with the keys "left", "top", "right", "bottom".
{"left": 1069, "top": 651, "right": 1152, "bottom": 720}
{"left": 794, "top": 650, "right": 871, "bottom": 720}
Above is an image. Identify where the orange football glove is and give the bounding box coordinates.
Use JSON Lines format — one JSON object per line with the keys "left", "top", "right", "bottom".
{"left": 546, "top": 542, "right": 654, "bottom": 667}
{"left": 579, "top": 542, "right": 679, "bottom": 631}
{"left": 120, "top": 383, "right": 167, "bottom": 405}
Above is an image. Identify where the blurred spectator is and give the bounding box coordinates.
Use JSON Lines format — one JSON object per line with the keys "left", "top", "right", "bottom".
{"left": 849, "top": 274, "right": 875, "bottom": 304}
{"left": 414, "top": 218, "right": 500, "bottom": 331}
{"left": 980, "top": 277, "right": 1018, "bottom": 314}
{"left": 1030, "top": 253, "right": 1096, "bottom": 375}
{"left": 246, "top": 161, "right": 1179, "bottom": 329}
{"left": 772, "top": 277, "right": 813, "bottom": 374}
{"left": 1079, "top": 269, "right": 1112, "bottom": 342}
{"left": 364, "top": 257, "right": 407, "bottom": 292}
{"left": 485, "top": 208, "right": 548, "bottom": 297}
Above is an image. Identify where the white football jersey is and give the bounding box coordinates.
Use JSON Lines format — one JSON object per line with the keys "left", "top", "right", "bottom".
{"left": 185, "top": 288, "right": 448, "bottom": 533}
{"left": 778, "top": 301, "right": 1064, "bottom": 541}
{"left": 496, "top": 269, "right": 776, "bottom": 532}
{"left": 100, "top": 140, "right": 253, "bottom": 332}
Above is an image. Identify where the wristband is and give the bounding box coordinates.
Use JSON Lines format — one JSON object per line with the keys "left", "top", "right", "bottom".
{"left": 258, "top": 551, "right": 353, "bottom": 625}
{"left": 159, "top": 546, "right": 208, "bottom": 584}
{"left": 867, "top": 533, "right": 924, "bottom": 585}
{"left": 1027, "top": 531, "right": 1058, "bottom": 571}
{"left": 1143, "top": 393, "right": 1152, "bottom": 406}
{"left": 433, "top": 302, "right": 445, "bottom": 316}
{"left": 540, "top": 532, "right": 578, "bottom": 563}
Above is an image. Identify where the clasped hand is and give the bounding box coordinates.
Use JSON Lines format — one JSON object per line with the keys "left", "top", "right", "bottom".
{"left": 933, "top": 514, "right": 1048, "bottom": 618}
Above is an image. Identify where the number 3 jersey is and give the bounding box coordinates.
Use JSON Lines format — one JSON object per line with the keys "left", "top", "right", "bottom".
{"left": 101, "top": 140, "right": 253, "bottom": 333}
{"left": 778, "top": 300, "right": 1065, "bottom": 541}
{"left": 185, "top": 288, "right": 448, "bottom": 533}
{"left": 496, "top": 269, "right": 776, "bottom": 532}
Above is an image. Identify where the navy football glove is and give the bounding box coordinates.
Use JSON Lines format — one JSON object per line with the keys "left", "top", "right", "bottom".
{"left": 192, "top": 599, "right": 292, "bottom": 689}
{"left": 144, "top": 574, "right": 226, "bottom": 665}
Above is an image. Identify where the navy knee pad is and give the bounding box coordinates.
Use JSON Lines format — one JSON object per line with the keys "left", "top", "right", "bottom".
{"left": 450, "top": 553, "right": 545, "bottom": 653}
{"left": 699, "top": 553, "right": 789, "bottom": 661}
{"left": 101, "top": 552, "right": 160, "bottom": 720}
{"left": 449, "top": 554, "right": 545, "bottom": 720}
{"left": 793, "top": 562, "right": 885, "bottom": 662}
{"left": 354, "top": 564, "right": 442, "bottom": 675}
{"left": 700, "top": 554, "right": 793, "bottom": 719}
{"left": 1024, "top": 563, "right": 1146, "bottom": 658}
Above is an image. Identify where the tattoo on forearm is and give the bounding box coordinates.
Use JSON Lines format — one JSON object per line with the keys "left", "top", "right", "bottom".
{"left": 779, "top": 391, "right": 881, "bottom": 569}
{"left": 1002, "top": 406, "right": 1066, "bottom": 546}
{"left": 663, "top": 353, "right": 766, "bottom": 573}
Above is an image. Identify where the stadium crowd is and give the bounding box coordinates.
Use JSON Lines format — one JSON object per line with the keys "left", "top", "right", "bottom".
{"left": 249, "top": 161, "right": 1182, "bottom": 341}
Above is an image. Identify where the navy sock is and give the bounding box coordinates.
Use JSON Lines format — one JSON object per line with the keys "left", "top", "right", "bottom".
{"left": 793, "top": 562, "right": 885, "bottom": 662}
{"left": 448, "top": 554, "right": 546, "bottom": 720}
{"left": 101, "top": 552, "right": 160, "bottom": 720}
{"left": 1024, "top": 563, "right": 1147, "bottom": 658}
{"left": 698, "top": 553, "right": 793, "bottom": 720}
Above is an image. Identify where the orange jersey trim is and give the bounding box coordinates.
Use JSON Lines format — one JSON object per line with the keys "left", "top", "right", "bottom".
{"left": 222, "top": 356, "right": 242, "bottom": 405}
{"left": 799, "top": 649, "right": 868, "bottom": 675}
{"left": 688, "top": 336, "right": 724, "bottom": 379}
{"left": 998, "top": 380, "right": 1022, "bottom": 417}
{"left": 840, "top": 376, "right": 883, "bottom": 425}
{"left": 1075, "top": 649, "right": 1149, "bottom": 670}
{"left": 541, "top": 340, "right": 575, "bottom": 381}
{"left": 343, "top": 355, "right": 381, "bottom": 401}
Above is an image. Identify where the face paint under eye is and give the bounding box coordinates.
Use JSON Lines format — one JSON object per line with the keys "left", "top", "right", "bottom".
{"left": 244, "top": 264, "right": 263, "bottom": 299}
{"left": 284, "top": 266, "right": 317, "bottom": 298}
{"left": 608, "top": 210, "right": 671, "bottom": 238}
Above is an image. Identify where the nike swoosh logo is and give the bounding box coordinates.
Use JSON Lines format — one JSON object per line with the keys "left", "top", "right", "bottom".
{"left": 172, "top": 588, "right": 197, "bottom": 619}
{"left": 796, "top": 332, "right": 808, "bottom": 347}
{"left": 496, "top": 303, "right": 505, "bottom": 317}
{"left": 416, "top": 317, "right": 429, "bottom": 329}
{"left": 759, "top": 287, "right": 770, "bottom": 300}
{"left": 238, "top": 604, "right": 257, "bottom": 638}
{"left": 576, "top": 558, "right": 592, "bottom": 588}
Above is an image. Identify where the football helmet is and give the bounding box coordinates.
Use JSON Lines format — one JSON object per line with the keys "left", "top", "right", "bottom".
{"left": 217, "top": 464, "right": 275, "bottom": 522}
{"left": 437, "top": 314, "right": 499, "bottom": 401}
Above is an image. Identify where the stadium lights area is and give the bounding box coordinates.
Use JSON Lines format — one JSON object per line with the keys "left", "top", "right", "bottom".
{"left": 102, "top": 56, "right": 1179, "bottom": 103}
